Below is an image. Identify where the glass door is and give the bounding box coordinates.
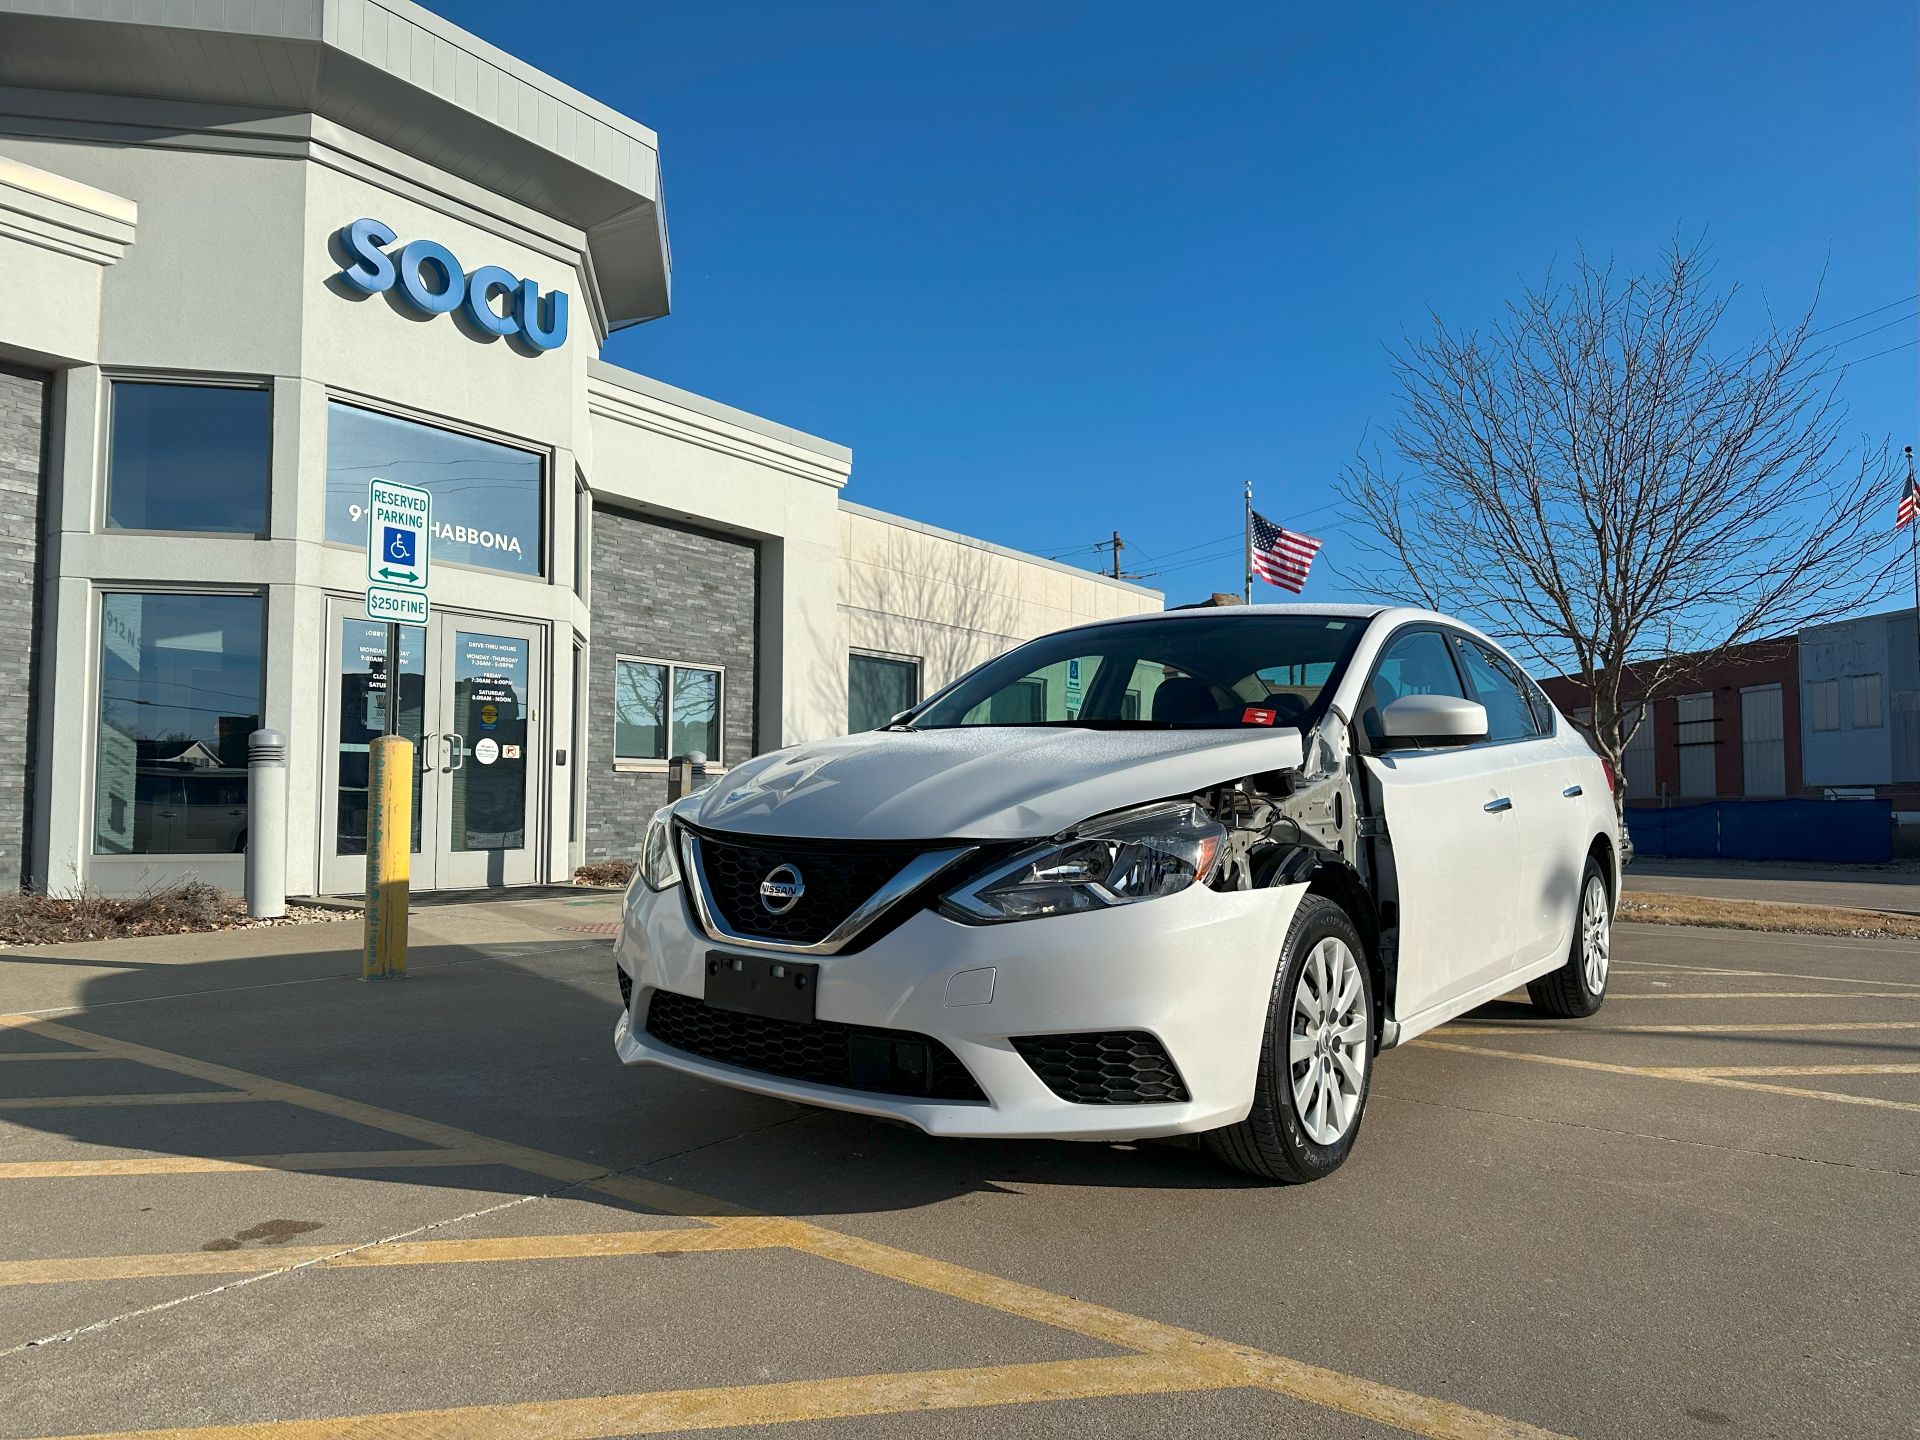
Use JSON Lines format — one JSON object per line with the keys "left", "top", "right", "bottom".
{"left": 321, "top": 600, "right": 545, "bottom": 894}
{"left": 431, "top": 621, "right": 543, "bottom": 888}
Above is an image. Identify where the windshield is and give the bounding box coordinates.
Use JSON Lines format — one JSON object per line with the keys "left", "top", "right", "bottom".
{"left": 910, "top": 615, "right": 1366, "bottom": 730}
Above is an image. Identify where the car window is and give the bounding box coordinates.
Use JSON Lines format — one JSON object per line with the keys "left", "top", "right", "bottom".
{"left": 1363, "top": 630, "right": 1464, "bottom": 739}
{"left": 1449, "top": 636, "right": 1541, "bottom": 742}
{"left": 916, "top": 616, "right": 1364, "bottom": 730}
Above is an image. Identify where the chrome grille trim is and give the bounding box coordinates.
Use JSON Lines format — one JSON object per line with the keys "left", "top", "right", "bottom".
{"left": 679, "top": 831, "right": 975, "bottom": 955}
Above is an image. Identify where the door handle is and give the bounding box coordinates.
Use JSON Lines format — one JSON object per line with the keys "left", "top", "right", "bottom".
{"left": 1484, "top": 796, "right": 1513, "bottom": 813}
{"left": 445, "top": 732, "right": 465, "bottom": 772}
{"left": 1562, "top": 784, "right": 1583, "bottom": 798}
{"left": 419, "top": 733, "right": 435, "bottom": 772}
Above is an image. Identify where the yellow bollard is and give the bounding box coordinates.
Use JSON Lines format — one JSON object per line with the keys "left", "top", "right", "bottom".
{"left": 363, "top": 734, "right": 413, "bottom": 979}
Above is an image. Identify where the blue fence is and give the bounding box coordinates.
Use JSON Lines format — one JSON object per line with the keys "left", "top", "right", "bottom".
{"left": 1625, "top": 799, "right": 1892, "bottom": 864}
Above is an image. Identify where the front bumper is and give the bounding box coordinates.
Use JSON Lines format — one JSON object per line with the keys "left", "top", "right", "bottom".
{"left": 613, "top": 876, "right": 1309, "bottom": 1141}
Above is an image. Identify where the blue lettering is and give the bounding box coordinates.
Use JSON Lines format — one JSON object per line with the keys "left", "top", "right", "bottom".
{"left": 332, "top": 220, "right": 569, "bottom": 353}
{"left": 462, "top": 265, "right": 520, "bottom": 338}
{"left": 395, "top": 239, "right": 465, "bottom": 316}
{"left": 515, "top": 279, "right": 568, "bottom": 352}
{"left": 336, "top": 217, "right": 397, "bottom": 293}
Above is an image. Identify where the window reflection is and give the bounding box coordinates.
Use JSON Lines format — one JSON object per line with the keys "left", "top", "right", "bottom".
{"left": 107, "top": 382, "right": 270, "bottom": 535}
{"left": 335, "top": 622, "right": 424, "bottom": 855}
{"left": 94, "top": 593, "right": 263, "bottom": 855}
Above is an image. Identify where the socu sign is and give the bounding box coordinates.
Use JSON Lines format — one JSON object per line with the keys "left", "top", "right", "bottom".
{"left": 334, "top": 218, "right": 569, "bottom": 352}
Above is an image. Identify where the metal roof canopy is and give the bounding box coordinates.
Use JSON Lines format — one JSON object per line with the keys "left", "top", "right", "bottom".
{"left": 0, "top": 0, "right": 669, "bottom": 331}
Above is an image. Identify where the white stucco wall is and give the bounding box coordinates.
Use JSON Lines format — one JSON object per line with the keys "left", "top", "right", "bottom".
{"left": 839, "top": 502, "right": 1162, "bottom": 713}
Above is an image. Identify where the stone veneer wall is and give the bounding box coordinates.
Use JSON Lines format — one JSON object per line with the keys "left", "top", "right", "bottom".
{"left": 583, "top": 504, "right": 757, "bottom": 860}
{"left": 0, "top": 365, "right": 47, "bottom": 890}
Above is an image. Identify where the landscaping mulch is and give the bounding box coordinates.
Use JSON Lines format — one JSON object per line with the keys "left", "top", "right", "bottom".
{"left": 0, "top": 881, "right": 346, "bottom": 947}
{"left": 1619, "top": 891, "right": 1920, "bottom": 941}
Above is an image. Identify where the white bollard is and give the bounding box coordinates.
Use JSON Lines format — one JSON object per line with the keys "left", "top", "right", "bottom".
{"left": 246, "top": 728, "right": 288, "bottom": 919}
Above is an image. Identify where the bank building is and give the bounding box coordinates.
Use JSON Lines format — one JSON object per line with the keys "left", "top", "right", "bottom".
{"left": 0, "top": 0, "right": 1158, "bottom": 897}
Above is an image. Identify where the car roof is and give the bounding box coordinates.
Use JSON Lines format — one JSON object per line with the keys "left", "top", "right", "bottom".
{"left": 1063, "top": 602, "right": 1396, "bottom": 633}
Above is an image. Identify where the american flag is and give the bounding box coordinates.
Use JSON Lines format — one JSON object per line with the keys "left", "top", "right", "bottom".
{"left": 1898, "top": 476, "right": 1919, "bottom": 530}
{"left": 1249, "top": 509, "right": 1323, "bottom": 593}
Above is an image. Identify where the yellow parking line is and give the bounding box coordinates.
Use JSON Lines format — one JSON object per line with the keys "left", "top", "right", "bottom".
{"left": 0, "top": 1015, "right": 744, "bottom": 1219}
{"left": 781, "top": 1222, "right": 1569, "bottom": 1438}
{"left": 0, "top": 1051, "right": 111, "bottom": 1062}
{"left": 23, "top": 1354, "right": 1230, "bottom": 1440}
{"left": 0, "top": 1227, "right": 779, "bottom": 1287}
{"left": 0, "top": 1014, "right": 1570, "bottom": 1440}
{"left": 1606, "top": 990, "right": 1920, "bottom": 1002}
{"left": 1448, "top": 1019, "right": 1920, "bottom": 1035}
{"left": 0, "top": 1092, "right": 259, "bottom": 1111}
{"left": 1611, "top": 962, "right": 1920, "bottom": 990}
{"left": 1681, "top": 1063, "right": 1920, "bottom": 1078}
{"left": 1417, "top": 1039, "right": 1920, "bottom": 1115}
{"left": 0, "top": 1148, "right": 508, "bottom": 1180}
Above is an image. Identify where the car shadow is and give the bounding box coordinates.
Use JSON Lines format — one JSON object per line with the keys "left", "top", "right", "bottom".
{"left": 0, "top": 931, "right": 1272, "bottom": 1234}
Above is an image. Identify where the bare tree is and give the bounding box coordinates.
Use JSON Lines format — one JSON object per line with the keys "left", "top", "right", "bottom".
{"left": 1339, "top": 240, "right": 1904, "bottom": 808}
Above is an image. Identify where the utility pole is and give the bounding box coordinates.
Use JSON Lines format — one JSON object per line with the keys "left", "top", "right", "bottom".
{"left": 1109, "top": 530, "right": 1125, "bottom": 580}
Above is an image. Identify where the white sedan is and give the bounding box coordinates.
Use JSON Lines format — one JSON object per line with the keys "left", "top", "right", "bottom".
{"left": 614, "top": 605, "right": 1619, "bottom": 1182}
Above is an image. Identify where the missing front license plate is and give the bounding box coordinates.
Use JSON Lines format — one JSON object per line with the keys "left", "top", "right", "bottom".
{"left": 704, "top": 952, "right": 819, "bottom": 1023}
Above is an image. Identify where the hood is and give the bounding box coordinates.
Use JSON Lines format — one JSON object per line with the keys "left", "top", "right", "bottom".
{"left": 687, "top": 726, "right": 1307, "bottom": 841}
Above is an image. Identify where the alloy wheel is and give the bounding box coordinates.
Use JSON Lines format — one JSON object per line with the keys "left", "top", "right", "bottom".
{"left": 1289, "top": 936, "right": 1368, "bottom": 1146}
{"left": 1581, "top": 874, "right": 1611, "bottom": 995}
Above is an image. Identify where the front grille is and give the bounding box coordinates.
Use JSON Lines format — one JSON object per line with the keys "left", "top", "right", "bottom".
{"left": 1011, "top": 1031, "right": 1191, "bottom": 1105}
{"left": 645, "top": 989, "right": 988, "bottom": 1102}
{"left": 688, "top": 828, "right": 927, "bottom": 945}
{"left": 617, "top": 965, "right": 633, "bottom": 1012}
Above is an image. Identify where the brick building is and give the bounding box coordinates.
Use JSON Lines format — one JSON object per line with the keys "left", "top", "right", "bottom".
{"left": 1540, "top": 637, "right": 1802, "bottom": 805}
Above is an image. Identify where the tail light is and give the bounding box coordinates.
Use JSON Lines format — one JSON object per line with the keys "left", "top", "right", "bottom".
{"left": 1599, "top": 756, "right": 1618, "bottom": 799}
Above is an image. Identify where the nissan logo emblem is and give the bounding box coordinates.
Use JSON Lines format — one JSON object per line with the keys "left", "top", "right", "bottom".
{"left": 758, "top": 864, "right": 805, "bottom": 915}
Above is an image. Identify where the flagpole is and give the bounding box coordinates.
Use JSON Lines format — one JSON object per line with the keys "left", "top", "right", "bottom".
{"left": 1908, "top": 446, "right": 1918, "bottom": 650}
{"left": 1243, "top": 481, "right": 1253, "bottom": 604}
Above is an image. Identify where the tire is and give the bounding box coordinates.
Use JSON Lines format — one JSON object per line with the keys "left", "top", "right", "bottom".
{"left": 1527, "top": 855, "right": 1611, "bottom": 1018}
{"left": 1205, "top": 894, "right": 1374, "bottom": 1184}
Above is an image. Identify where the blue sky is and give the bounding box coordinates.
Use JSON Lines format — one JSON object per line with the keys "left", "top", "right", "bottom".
{"left": 453, "top": 1, "right": 1917, "bottom": 606}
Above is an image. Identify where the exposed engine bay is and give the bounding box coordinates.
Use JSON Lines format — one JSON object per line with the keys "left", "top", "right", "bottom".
{"left": 1188, "top": 707, "right": 1402, "bottom": 1027}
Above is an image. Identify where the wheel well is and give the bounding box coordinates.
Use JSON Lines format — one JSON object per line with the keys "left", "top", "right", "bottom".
{"left": 1304, "top": 862, "right": 1387, "bottom": 1025}
{"left": 1587, "top": 832, "right": 1616, "bottom": 898}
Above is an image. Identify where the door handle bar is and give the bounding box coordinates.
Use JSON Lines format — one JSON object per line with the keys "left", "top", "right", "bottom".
{"left": 1562, "top": 784, "right": 1583, "bottom": 798}
{"left": 445, "top": 732, "right": 465, "bottom": 772}
{"left": 1484, "top": 796, "right": 1513, "bottom": 813}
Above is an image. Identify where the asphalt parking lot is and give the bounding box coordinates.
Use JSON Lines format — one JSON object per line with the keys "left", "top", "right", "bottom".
{"left": 0, "top": 897, "right": 1914, "bottom": 1439}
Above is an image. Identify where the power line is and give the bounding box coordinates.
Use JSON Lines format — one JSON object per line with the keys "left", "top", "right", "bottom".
{"left": 1806, "top": 293, "right": 1920, "bottom": 340}
{"left": 1806, "top": 337, "right": 1917, "bottom": 379}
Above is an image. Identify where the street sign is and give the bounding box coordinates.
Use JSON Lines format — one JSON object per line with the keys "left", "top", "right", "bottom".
{"left": 366, "top": 585, "right": 428, "bottom": 628}
{"left": 367, "top": 478, "right": 431, "bottom": 591}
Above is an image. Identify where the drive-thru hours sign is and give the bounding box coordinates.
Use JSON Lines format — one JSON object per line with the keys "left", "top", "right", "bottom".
{"left": 366, "top": 478, "right": 431, "bottom": 627}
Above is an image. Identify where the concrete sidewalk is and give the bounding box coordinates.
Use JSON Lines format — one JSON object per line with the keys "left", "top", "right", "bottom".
{"left": 1624, "top": 857, "right": 1920, "bottom": 914}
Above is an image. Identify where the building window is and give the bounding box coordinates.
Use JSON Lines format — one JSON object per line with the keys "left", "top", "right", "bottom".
{"left": 1851, "top": 673, "right": 1883, "bottom": 729}
{"left": 613, "top": 657, "right": 723, "bottom": 763}
{"left": 107, "top": 381, "right": 270, "bottom": 534}
{"left": 1806, "top": 679, "right": 1840, "bottom": 732}
{"left": 1675, "top": 692, "right": 1716, "bottom": 798}
{"left": 848, "top": 651, "right": 920, "bottom": 732}
{"left": 94, "top": 592, "right": 263, "bottom": 855}
{"left": 325, "top": 401, "right": 544, "bottom": 577}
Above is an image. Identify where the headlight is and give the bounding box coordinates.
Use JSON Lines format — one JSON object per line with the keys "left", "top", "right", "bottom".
{"left": 638, "top": 807, "right": 681, "bottom": 891}
{"left": 939, "top": 802, "right": 1224, "bottom": 924}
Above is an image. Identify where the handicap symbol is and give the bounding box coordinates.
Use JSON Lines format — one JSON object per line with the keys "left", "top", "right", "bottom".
{"left": 384, "top": 526, "right": 416, "bottom": 567}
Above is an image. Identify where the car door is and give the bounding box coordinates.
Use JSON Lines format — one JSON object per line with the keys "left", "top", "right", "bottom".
{"left": 1358, "top": 627, "right": 1524, "bottom": 1022}
{"left": 1447, "top": 633, "right": 1583, "bottom": 971}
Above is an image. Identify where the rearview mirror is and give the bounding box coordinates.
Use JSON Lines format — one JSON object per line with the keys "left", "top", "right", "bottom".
{"left": 1378, "top": 694, "right": 1488, "bottom": 749}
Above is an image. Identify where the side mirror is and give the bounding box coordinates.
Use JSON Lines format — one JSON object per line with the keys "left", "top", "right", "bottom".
{"left": 1378, "top": 694, "right": 1488, "bottom": 749}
